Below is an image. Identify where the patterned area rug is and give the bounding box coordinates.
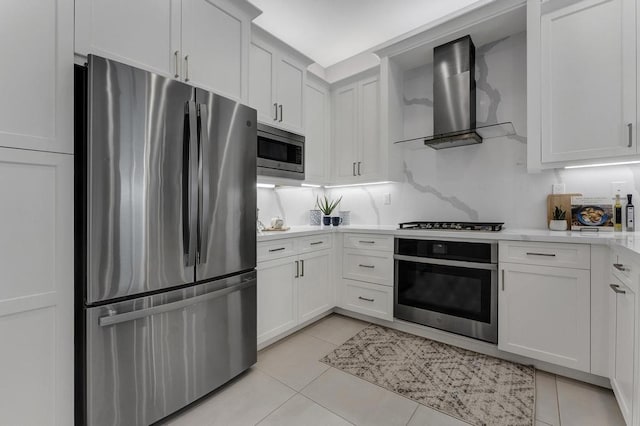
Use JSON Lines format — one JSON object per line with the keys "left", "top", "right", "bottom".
{"left": 320, "top": 325, "right": 535, "bottom": 426}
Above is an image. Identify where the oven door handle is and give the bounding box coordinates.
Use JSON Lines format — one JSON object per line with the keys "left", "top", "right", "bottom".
{"left": 393, "top": 254, "right": 497, "bottom": 271}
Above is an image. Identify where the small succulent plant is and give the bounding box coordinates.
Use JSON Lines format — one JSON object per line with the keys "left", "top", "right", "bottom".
{"left": 552, "top": 206, "right": 566, "bottom": 220}
{"left": 316, "top": 195, "right": 343, "bottom": 216}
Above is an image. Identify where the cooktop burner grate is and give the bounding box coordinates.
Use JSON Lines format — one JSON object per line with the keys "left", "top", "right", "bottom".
{"left": 398, "top": 221, "right": 504, "bottom": 232}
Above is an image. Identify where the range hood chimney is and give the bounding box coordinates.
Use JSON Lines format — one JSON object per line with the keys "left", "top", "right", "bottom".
{"left": 394, "top": 35, "right": 515, "bottom": 149}
{"left": 431, "top": 36, "right": 480, "bottom": 148}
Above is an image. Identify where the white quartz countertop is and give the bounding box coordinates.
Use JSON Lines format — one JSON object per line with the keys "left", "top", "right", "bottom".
{"left": 257, "top": 225, "right": 640, "bottom": 258}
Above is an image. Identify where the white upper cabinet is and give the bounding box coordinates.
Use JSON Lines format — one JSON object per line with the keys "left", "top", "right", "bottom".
{"left": 249, "top": 26, "right": 312, "bottom": 134}
{"left": 332, "top": 72, "right": 381, "bottom": 183}
{"left": 75, "top": 0, "right": 259, "bottom": 101}
{"left": 528, "top": 0, "right": 637, "bottom": 169}
{"left": 0, "top": 0, "right": 73, "bottom": 153}
{"left": 304, "top": 75, "right": 331, "bottom": 183}
{"left": 74, "top": 0, "right": 179, "bottom": 77}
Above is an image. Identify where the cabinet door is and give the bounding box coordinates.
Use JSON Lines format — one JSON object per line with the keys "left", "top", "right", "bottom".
{"left": 276, "top": 57, "right": 304, "bottom": 133}
{"left": 1, "top": 0, "right": 73, "bottom": 153}
{"left": 181, "top": 0, "right": 243, "bottom": 100}
{"left": 333, "top": 84, "right": 359, "bottom": 181}
{"left": 75, "top": 0, "right": 180, "bottom": 78}
{"left": 298, "top": 251, "right": 333, "bottom": 323}
{"left": 499, "top": 263, "right": 591, "bottom": 371}
{"left": 257, "top": 257, "right": 297, "bottom": 344}
{"left": 358, "top": 76, "right": 381, "bottom": 180}
{"left": 0, "top": 149, "right": 73, "bottom": 426}
{"left": 249, "top": 42, "right": 277, "bottom": 124}
{"left": 610, "top": 277, "right": 635, "bottom": 425}
{"left": 540, "top": 0, "right": 636, "bottom": 163}
{"left": 304, "top": 81, "right": 330, "bottom": 182}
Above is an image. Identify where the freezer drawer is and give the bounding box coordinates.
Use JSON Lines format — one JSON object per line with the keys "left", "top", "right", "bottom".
{"left": 84, "top": 271, "right": 257, "bottom": 426}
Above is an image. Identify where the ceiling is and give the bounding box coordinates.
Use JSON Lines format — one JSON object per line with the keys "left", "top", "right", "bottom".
{"left": 249, "top": 0, "right": 484, "bottom": 68}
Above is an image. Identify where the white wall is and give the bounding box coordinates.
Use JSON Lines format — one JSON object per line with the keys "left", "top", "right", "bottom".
{"left": 258, "top": 32, "right": 640, "bottom": 229}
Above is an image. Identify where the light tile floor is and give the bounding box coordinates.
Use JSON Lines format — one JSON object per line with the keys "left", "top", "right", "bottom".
{"left": 166, "top": 314, "right": 625, "bottom": 426}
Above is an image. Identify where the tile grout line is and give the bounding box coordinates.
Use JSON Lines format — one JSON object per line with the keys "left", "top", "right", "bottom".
{"left": 297, "top": 367, "right": 358, "bottom": 425}
{"left": 253, "top": 390, "right": 298, "bottom": 426}
{"left": 554, "top": 374, "right": 562, "bottom": 426}
{"left": 405, "top": 404, "right": 420, "bottom": 426}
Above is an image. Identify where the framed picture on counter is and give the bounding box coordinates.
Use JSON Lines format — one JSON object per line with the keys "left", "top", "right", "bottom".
{"left": 570, "top": 196, "right": 614, "bottom": 231}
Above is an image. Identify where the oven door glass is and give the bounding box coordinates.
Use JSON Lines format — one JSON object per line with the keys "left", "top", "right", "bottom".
{"left": 396, "top": 259, "right": 492, "bottom": 323}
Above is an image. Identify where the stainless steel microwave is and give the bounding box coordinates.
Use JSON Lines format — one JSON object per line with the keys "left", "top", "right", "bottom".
{"left": 257, "top": 123, "right": 305, "bottom": 180}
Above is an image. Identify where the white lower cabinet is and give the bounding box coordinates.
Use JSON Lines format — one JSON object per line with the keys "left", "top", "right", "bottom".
{"left": 338, "top": 233, "right": 394, "bottom": 321}
{"left": 257, "top": 236, "right": 333, "bottom": 346}
{"left": 609, "top": 247, "right": 638, "bottom": 426}
{"left": 0, "top": 148, "right": 74, "bottom": 426}
{"left": 256, "top": 257, "right": 297, "bottom": 344}
{"left": 298, "top": 250, "right": 332, "bottom": 322}
{"left": 341, "top": 279, "right": 393, "bottom": 321}
{"left": 499, "top": 260, "right": 591, "bottom": 372}
{"left": 609, "top": 274, "right": 636, "bottom": 425}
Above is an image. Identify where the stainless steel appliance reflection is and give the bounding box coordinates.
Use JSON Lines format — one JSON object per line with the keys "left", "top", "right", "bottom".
{"left": 76, "top": 55, "right": 257, "bottom": 425}
{"left": 394, "top": 238, "right": 498, "bottom": 343}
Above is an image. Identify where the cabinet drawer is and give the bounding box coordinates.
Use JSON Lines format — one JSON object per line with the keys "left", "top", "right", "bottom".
{"left": 257, "top": 239, "right": 296, "bottom": 262}
{"left": 341, "top": 279, "right": 393, "bottom": 321}
{"left": 611, "top": 247, "right": 640, "bottom": 292}
{"left": 298, "top": 234, "right": 332, "bottom": 253}
{"left": 343, "top": 233, "right": 393, "bottom": 251}
{"left": 343, "top": 249, "right": 393, "bottom": 286}
{"left": 499, "top": 241, "right": 590, "bottom": 269}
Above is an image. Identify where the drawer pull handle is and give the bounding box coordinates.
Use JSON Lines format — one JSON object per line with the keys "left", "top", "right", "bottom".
{"left": 269, "top": 247, "right": 286, "bottom": 252}
{"left": 613, "top": 263, "right": 627, "bottom": 271}
{"left": 610, "top": 284, "right": 627, "bottom": 294}
{"left": 525, "top": 252, "right": 556, "bottom": 257}
{"left": 359, "top": 240, "right": 375, "bottom": 244}
{"left": 358, "top": 296, "right": 375, "bottom": 302}
{"left": 295, "top": 260, "right": 299, "bottom": 278}
{"left": 310, "top": 241, "right": 324, "bottom": 245}
{"left": 358, "top": 264, "right": 375, "bottom": 269}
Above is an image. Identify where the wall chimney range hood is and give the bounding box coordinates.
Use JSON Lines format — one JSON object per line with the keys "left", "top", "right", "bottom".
{"left": 395, "top": 35, "right": 515, "bottom": 149}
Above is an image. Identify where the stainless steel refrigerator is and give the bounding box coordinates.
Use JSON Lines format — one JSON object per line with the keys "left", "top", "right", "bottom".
{"left": 75, "top": 55, "right": 257, "bottom": 426}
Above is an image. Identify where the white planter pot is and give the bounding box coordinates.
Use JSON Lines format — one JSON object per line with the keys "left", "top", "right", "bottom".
{"left": 549, "top": 220, "right": 568, "bottom": 231}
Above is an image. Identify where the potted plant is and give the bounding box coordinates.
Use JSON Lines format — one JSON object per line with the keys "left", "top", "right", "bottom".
{"left": 549, "top": 206, "right": 568, "bottom": 231}
{"left": 316, "top": 195, "right": 343, "bottom": 225}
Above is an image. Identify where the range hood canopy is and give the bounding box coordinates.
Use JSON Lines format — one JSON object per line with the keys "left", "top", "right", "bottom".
{"left": 395, "top": 35, "right": 515, "bottom": 149}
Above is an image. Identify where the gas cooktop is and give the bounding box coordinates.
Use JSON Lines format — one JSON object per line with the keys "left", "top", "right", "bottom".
{"left": 398, "top": 221, "right": 504, "bottom": 232}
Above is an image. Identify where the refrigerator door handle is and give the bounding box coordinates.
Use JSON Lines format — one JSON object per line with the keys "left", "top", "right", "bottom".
{"left": 98, "top": 277, "right": 255, "bottom": 327}
{"left": 197, "top": 103, "right": 211, "bottom": 264}
{"left": 183, "top": 100, "right": 199, "bottom": 267}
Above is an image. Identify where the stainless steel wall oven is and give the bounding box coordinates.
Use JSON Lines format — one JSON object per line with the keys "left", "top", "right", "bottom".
{"left": 394, "top": 238, "right": 498, "bottom": 343}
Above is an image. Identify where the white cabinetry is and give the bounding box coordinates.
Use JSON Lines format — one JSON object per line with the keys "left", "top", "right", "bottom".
{"left": 75, "top": 0, "right": 259, "bottom": 101}
{"left": 528, "top": 0, "right": 637, "bottom": 169}
{"left": 249, "top": 26, "right": 313, "bottom": 134}
{"left": 0, "top": 0, "right": 74, "bottom": 424}
{"left": 339, "top": 233, "right": 394, "bottom": 321}
{"left": 0, "top": 149, "right": 74, "bottom": 425}
{"left": 332, "top": 73, "right": 381, "bottom": 182}
{"left": 609, "top": 247, "right": 639, "bottom": 426}
{"left": 257, "top": 257, "right": 298, "bottom": 343}
{"left": 298, "top": 251, "right": 333, "bottom": 322}
{"left": 0, "top": 0, "right": 73, "bottom": 153}
{"left": 257, "top": 235, "right": 333, "bottom": 346}
{"left": 498, "top": 241, "right": 591, "bottom": 372}
{"left": 304, "top": 74, "right": 331, "bottom": 183}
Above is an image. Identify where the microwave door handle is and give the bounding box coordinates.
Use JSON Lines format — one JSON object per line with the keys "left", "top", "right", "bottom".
{"left": 196, "top": 104, "right": 210, "bottom": 264}
{"left": 183, "top": 101, "right": 198, "bottom": 267}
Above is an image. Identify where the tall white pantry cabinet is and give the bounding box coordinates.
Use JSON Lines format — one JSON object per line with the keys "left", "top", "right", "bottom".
{"left": 0, "top": 0, "right": 74, "bottom": 425}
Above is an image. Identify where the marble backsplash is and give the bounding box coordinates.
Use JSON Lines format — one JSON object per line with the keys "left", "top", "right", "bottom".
{"left": 257, "top": 31, "right": 640, "bottom": 229}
